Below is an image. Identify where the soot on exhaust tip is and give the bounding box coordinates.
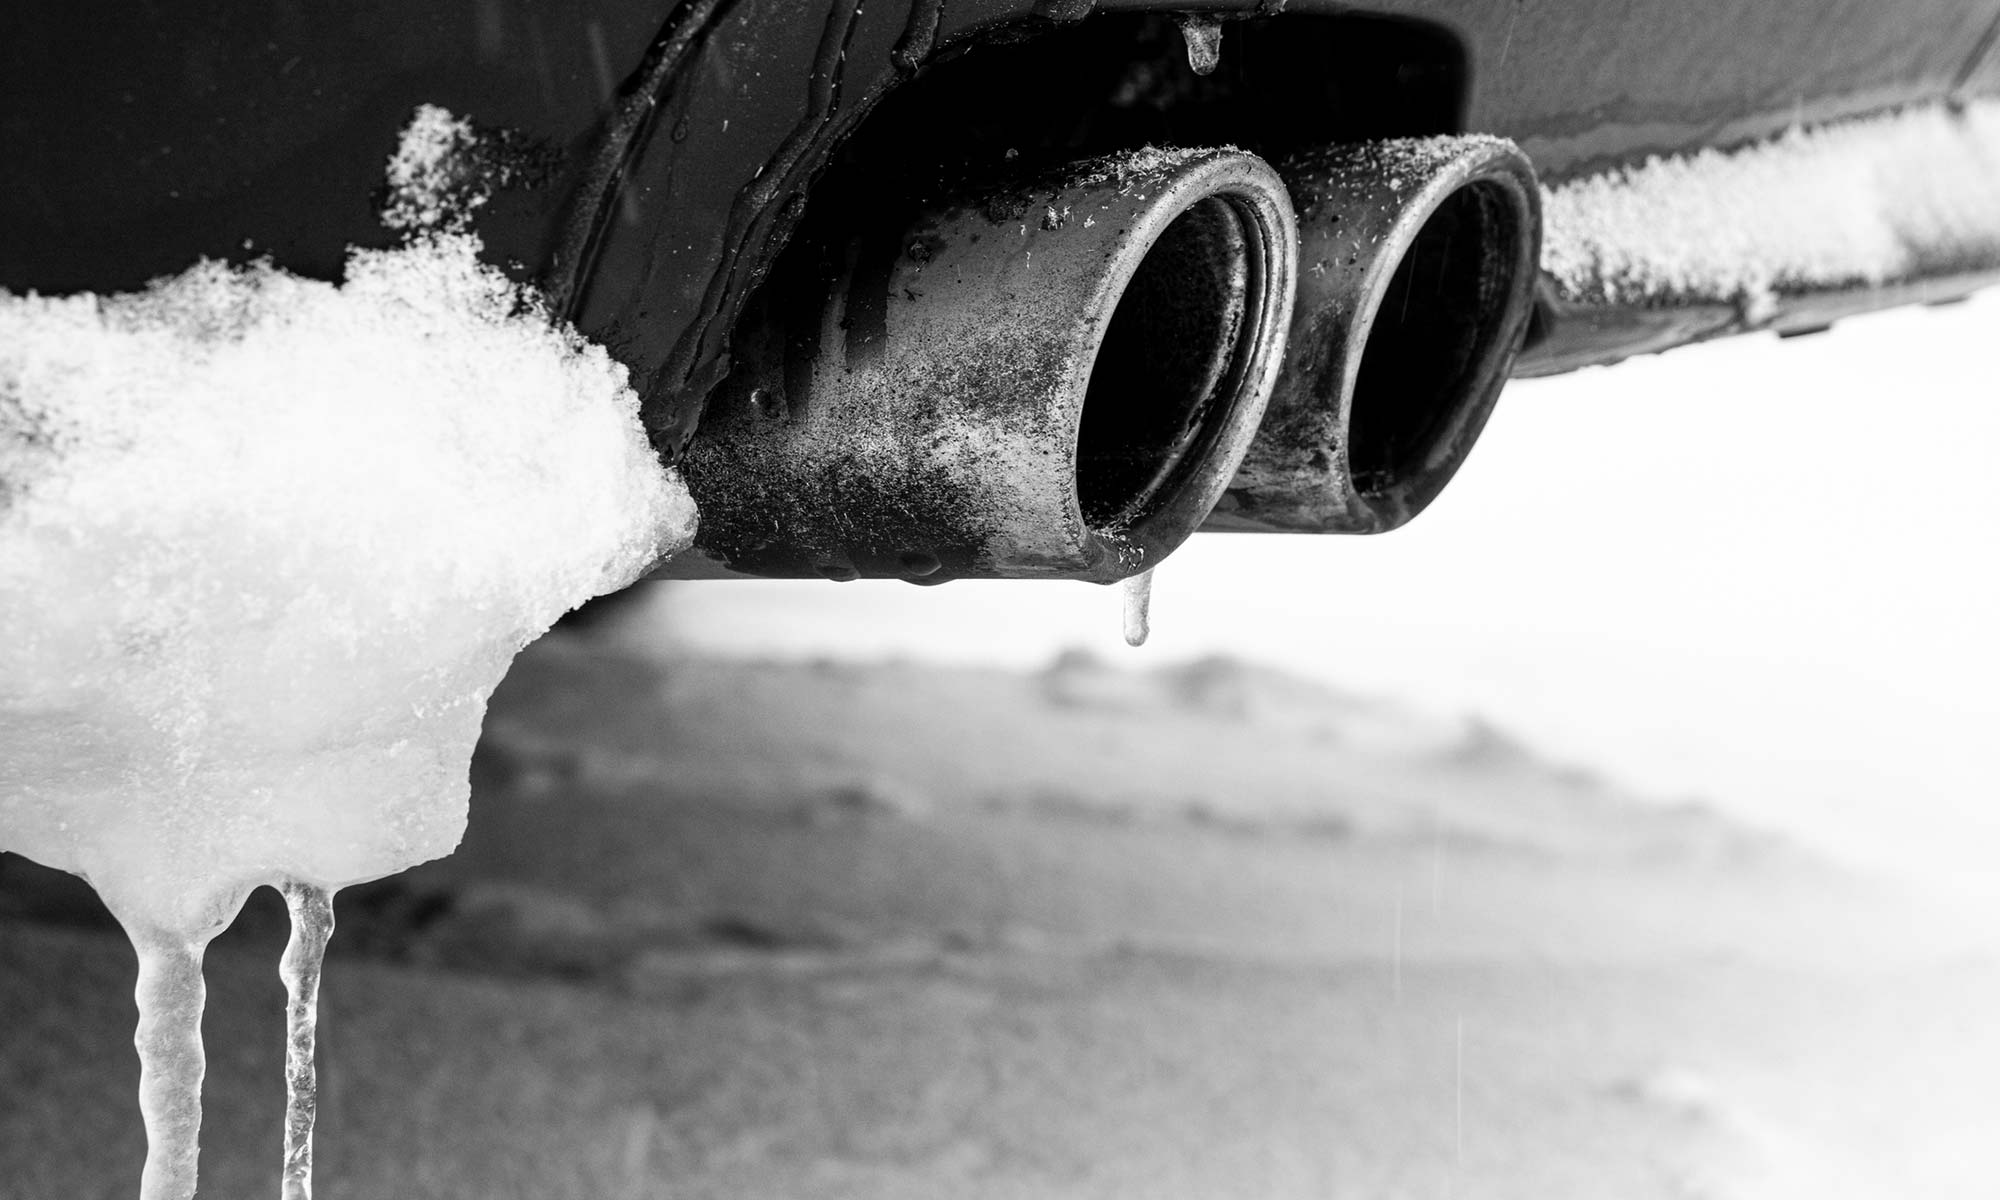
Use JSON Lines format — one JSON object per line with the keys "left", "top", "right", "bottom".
{"left": 1076, "top": 196, "right": 1257, "bottom": 530}
{"left": 1347, "top": 180, "right": 1525, "bottom": 495}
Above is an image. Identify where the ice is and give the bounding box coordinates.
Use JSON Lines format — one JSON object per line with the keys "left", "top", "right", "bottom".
{"left": 1, "top": 108, "right": 695, "bottom": 1197}
{"left": 1121, "top": 567, "right": 1155, "bottom": 647}
{"left": 1541, "top": 100, "right": 2000, "bottom": 310}
{"left": 127, "top": 927, "right": 213, "bottom": 1200}
{"left": 278, "top": 882, "right": 335, "bottom": 1200}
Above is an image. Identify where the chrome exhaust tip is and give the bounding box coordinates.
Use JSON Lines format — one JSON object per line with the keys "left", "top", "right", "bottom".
{"left": 1206, "top": 136, "right": 1542, "bottom": 535}
{"left": 666, "top": 147, "right": 1297, "bottom": 583}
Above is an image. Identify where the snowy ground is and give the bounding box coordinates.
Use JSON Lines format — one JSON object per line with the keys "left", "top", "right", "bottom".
{"left": 4, "top": 623, "right": 1996, "bottom": 1199}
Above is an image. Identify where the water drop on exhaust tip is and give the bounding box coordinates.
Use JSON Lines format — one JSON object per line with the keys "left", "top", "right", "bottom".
{"left": 1121, "top": 567, "right": 1155, "bottom": 647}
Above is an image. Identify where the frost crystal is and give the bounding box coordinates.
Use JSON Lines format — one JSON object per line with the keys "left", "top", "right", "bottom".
{"left": 381, "top": 105, "right": 496, "bottom": 235}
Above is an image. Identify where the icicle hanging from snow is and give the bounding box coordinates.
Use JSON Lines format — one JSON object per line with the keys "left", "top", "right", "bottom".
{"left": 109, "top": 886, "right": 250, "bottom": 1200}
{"left": 278, "top": 882, "right": 337, "bottom": 1200}
{"left": 129, "top": 932, "right": 212, "bottom": 1200}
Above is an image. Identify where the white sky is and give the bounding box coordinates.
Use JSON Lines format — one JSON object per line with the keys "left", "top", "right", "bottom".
{"left": 657, "top": 292, "right": 2000, "bottom": 896}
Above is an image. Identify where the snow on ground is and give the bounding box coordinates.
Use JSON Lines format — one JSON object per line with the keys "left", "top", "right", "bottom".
{"left": 8, "top": 629, "right": 1993, "bottom": 1199}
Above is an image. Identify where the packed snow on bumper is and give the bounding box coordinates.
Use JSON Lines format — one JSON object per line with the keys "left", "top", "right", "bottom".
{"left": 1541, "top": 100, "right": 2000, "bottom": 310}
{"left": 0, "top": 234, "right": 694, "bottom": 932}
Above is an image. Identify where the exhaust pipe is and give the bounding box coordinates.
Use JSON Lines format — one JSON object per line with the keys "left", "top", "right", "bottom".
{"left": 1204, "top": 137, "right": 1541, "bottom": 534}
{"left": 664, "top": 147, "right": 1297, "bottom": 583}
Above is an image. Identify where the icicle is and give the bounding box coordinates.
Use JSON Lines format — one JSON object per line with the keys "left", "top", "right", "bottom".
{"left": 128, "top": 929, "right": 212, "bottom": 1200}
{"left": 278, "top": 882, "right": 338, "bottom": 1200}
{"left": 1121, "top": 567, "right": 1155, "bottom": 647}
{"left": 108, "top": 886, "right": 247, "bottom": 1200}
{"left": 1177, "top": 16, "right": 1223, "bottom": 76}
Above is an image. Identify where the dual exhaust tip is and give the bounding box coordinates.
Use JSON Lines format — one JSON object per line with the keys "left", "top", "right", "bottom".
{"left": 670, "top": 137, "right": 1542, "bottom": 582}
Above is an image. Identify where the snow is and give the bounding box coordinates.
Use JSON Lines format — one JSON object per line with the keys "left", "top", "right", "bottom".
{"left": 380, "top": 105, "right": 493, "bottom": 235}
{"left": 1541, "top": 101, "right": 2000, "bottom": 310}
{"left": 0, "top": 231, "right": 693, "bottom": 933}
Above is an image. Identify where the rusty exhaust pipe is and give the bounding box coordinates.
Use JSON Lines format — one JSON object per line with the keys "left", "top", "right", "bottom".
{"left": 1205, "top": 137, "right": 1541, "bottom": 535}
{"left": 664, "top": 147, "right": 1297, "bottom": 583}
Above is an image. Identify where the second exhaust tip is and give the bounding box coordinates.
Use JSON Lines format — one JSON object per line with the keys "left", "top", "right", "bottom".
{"left": 1206, "top": 136, "right": 1543, "bottom": 535}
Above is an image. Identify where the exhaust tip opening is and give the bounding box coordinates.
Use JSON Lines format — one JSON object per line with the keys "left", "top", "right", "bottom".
{"left": 1075, "top": 195, "right": 1259, "bottom": 531}
{"left": 1348, "top": 179, "right": 1524, "bottom": 501}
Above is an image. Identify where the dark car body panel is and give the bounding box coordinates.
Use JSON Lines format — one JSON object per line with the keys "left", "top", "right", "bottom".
{"left": 6, "top": 0, "right": 1996, "bottom": 444}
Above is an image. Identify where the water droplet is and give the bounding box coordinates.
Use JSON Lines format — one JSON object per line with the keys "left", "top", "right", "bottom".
{"left": 898, "top": 551, "right": 942, "bottom": 577}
